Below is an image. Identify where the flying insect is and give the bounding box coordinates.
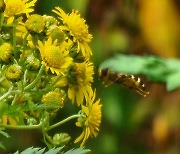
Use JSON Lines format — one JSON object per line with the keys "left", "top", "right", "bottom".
{"left": 99, "top": 68, "right": 150, "bottom": 97}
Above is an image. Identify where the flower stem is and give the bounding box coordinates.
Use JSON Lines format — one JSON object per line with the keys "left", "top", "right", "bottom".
{"left": 0, "top": 86, "right": 13, "bottom": 102}
{"left": 0, "top": 123, "right": 42, "bottom": 130}
{"left": 24, "top": 65, "right": 45, "bottom": 91}
{"left": 46, "top": 114, "right": 81, "bottom": 131}
{"left": 12, "top": 25, "right": 16, "bottom": 48}
{"left": 23, "top": 69, "right": 28, "bottom": 85}
{"left": 0, "top": 13, "right": 4, "bottom": 31}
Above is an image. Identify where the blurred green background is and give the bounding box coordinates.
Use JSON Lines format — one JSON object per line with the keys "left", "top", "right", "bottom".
{"left": 2, "top": 0, "right": 180, "bottom": 153}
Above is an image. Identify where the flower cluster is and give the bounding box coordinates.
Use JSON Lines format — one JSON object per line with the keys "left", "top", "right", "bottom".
{"left": 0, "top": 0, "right": 101, "bottom": 148}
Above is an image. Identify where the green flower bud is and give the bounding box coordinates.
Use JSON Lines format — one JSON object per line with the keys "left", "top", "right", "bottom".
{"left": 41, "top": 89, "right": 66, "bottom": 112}
{"left": 25, "top": 14, "right": 45, "bottom": 33}
{"left": 53, "top": 133, "right": 71, "bottom": 146}
{"left": 43, "top": 15, "right": 58, "bottom": 29}
{"left": 5, "top": 64, "right": 23, "bottom": 82}
{"left": 48, "top": 26, "right": 65, "bottom": 44}
{"left": 27, "top": 117, "right": 37, "bottom": 125}
{"left": 25, "top": 54, "right": 40, "bottom": 70}
{"left": 0, "top": 42, "right": 13, "bottom": 63}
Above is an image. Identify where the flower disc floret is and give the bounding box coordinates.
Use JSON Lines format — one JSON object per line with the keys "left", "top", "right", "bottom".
{"left": 25, "top": 14, "right": 45, "bottom": 33}
{"left": 47, "top": 26, "right": 65, "bottom": 44}
{"left": 5, "top": 64, "right": 22, "bottom": 81}
{"left": 42, "top": 90, "right": 66, "bottom": 109}
{"left": 0, "top": 42, "right": 13, "bottom": 63}
{"left": 38, "top": 37, "right": 73, "bottom": 75}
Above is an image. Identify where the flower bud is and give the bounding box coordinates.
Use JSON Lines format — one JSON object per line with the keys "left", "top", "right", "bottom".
{"left": 5, "top": 64, "right": 23, "bottom": 82}
{"left": 25, "top": 14, "right": 45, "bottom": 33}
{"left": 0, "top": 42, "right": 13, "bottom": 63}
{"left": 53, "top": 133, "right": 71, "bottom": 146}
{"left": 43, "top": 15, "right": 58, "bottom": 29}
{"left": 27, "top": 117, "right": 37, "bottom": 125}
{"left": 25, "top": 54, "right": 40, "bottom": 70}
{"left": 48, "top": 26, "right": 65, "bottom": 44}
{"left": 41, "top": 89, "right": 66, "bottom": 112}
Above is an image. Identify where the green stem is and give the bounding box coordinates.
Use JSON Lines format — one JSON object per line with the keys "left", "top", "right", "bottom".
{"left": 24, "top": 65, "right": 45, "bottom": 91}
{"left": 46, "top": 114, "right": 81, "bottom": 131}
{"left": 0, "top": 123, "right": 42, "bottom": 130}
{"left": 23, "top": 69, "right": 28, "bottom": 85}
{"left": 0, "top": 13, "right": 4, "bottom": 31}
{"left": 11, "top": 94, "right": 17, "bottom": 105}
{"left": 21, "top": 32, "right": 29, "bottom": 60}
{"left": 0, "top": 86, "right": 13, "bottom": 102}
{"left": 12, "top": 25, "right": 16, "bottom": 48}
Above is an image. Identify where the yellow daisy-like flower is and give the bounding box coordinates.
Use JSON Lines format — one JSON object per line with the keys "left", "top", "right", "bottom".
{"left": 74, "top": 91, "right": 102, "bottom": 147}
{"left": 68, "top": 61, "right": 94, "bottom": 106}
{"left": 53, "top": 7, "right": 93, "bottom": 58}
{"left": 4, "top": 0, "right": 37, "bottom": 24}
{"left": 38, "top": 37, "right": 73, "bottom": 75}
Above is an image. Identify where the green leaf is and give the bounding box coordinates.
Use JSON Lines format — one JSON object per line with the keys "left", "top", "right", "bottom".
{"left": 44, "top": 147, "right": 64, "bottom": 154}
{"left": 142, "top": 56, "right": 170, "bottom": 82}
{"left": 166, "top": 71, "right": 180, "bottom": 91}
{"left": 14, "top": 147, "right": 64, "bottom": 154}
{"left": 20, "top": 147, "right": 45, "bottom": 154}
{"left": 99, "top": 54, "right": 145, "bottom": 74}
{"left": 0, "top": 129, "right": 10, "bottom": 138}
{"left": 0, "top": 142, "right": 6, "bottom": 150}
{"left": 64, "top": 148, "right": 91, "bottom": 154}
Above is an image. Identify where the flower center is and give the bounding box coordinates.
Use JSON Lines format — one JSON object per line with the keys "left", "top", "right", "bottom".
{"left": 43, "top": 46, "right": 65, "bottom": 69}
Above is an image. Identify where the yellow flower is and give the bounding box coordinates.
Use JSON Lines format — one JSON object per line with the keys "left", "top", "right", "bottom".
{"left": 42, "top": 89, "right": 66, "bottom": 112}
{"left": 0, "top": 42, "right": 13, "bottom": 63}
{"left": 74, "top": 91, "right": 102, "bottom": 147}
{"left": 5, "top": 64, "right": 23, "bottom": 82}
{"left": 47, "top": 26, "right": 65, "bottom": 44}
{"left": 25, "top": 14, "right": 45, "bottom": 33}
{"left": 38, "top": 37, "right": 73, "bottom": 75}
{"left": 68, "top": 61, "right": 94, "bottom": 106}
{"left": 53, "top": 7, "right": 93, "bottom": 58}
{"left": 4, "top": 0, "right": 37, "bottom": 24}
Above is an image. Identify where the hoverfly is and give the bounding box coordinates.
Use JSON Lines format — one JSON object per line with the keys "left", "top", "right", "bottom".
{"left": 99, "top": 68, "right": 150, "bottom": 97}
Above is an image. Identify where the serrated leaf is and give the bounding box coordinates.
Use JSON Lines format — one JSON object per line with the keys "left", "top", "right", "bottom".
{"left": 64, "top": 148, "right": 91, "bottom": 154}
{"left": 44, "top": 147, "right": 64, "bottom": 154}
{"left": 14, "top": 147, "right": 64, "bottom": 154}
{"left": 20, "top": 147, "right": 45, "bottom": 154}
